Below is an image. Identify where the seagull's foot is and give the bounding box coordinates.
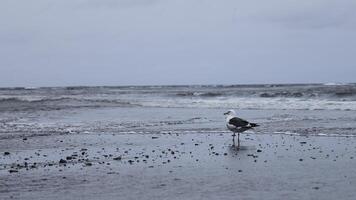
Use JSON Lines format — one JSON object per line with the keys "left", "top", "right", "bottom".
{"left": 232, "top": 133, "right": 236, "bottom": 137}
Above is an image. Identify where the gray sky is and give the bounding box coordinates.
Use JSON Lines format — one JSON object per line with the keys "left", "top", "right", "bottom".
{"left": 1, "top": 0, "right": 355, "bottom": 87}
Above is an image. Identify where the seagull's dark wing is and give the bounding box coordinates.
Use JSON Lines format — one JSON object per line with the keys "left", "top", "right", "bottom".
{"left": 228, "top": 117, "right": 249, "bottom": 128}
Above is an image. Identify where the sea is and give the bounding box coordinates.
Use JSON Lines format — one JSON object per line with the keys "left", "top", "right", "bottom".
{"left": 1, "top": 83, "right": 356, "bottom": 139}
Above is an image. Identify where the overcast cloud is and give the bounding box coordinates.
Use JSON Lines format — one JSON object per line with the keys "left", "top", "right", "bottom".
{"left": 0, "top": 0, "right": 355, "bottom": 87}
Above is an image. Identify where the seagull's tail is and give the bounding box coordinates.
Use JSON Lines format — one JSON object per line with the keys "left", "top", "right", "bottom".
{"left": 250, "top": 123, "right": 259, "bottom": 127}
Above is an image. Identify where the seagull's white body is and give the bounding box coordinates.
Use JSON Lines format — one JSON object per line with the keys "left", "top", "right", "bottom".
{"left": 224, "top": 110, "right": 256, "bottom": 133}
{"left": 225, "top": 111, "right": 239, "bottom": 132}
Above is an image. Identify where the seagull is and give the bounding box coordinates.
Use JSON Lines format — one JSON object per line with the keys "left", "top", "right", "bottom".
{"left": 224, "top": 110, "right": 259, "bottom": 148}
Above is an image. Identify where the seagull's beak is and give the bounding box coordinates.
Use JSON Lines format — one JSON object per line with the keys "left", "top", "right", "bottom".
{"left": 223, "top": 112, "right": 229, "bottom": 115}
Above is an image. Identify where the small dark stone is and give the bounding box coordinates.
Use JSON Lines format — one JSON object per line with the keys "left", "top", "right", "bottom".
{"left": 3, "top": 152, "right": 10, "bottom": 156}
{"left": 113, "top": 156, "right": 122, "bottom": 160}
{"left": 85, "top": 162, "right": 92, "bottom": 166}
{"left": 151, "top": 136, "right": 159, "bottom": 139}
{"left": 66, "top": 156, "right": 73, "bottom": 160}
{"left": 312, "top": 186, "right": 319, "bottom": 190}
{"left": 224, "top": 153, "right": 228, "bottom": 156}
{"left": 238, "top": 170, "right": 242, "bottom": 172}
{"left": 299, "top": 159, "right": 303, "bottom": 161}
{"left": 257, "top": 149, "right": 262, "bottom": 153}
{"left": 59, "top": 159, "right": 67, "bottom": 164}
{"left": 9, "top": 169, "right": 18, "bottom": 173}
{"left": 23, "top": 137, "right": 28, "bottom": 141}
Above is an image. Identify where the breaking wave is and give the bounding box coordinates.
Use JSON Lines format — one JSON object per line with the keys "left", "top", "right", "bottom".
{"left": 1, "top": 83, "right": 356, "bottom": 111}
{"left": 0, "top": 97, "right": 136, "bottom": 112}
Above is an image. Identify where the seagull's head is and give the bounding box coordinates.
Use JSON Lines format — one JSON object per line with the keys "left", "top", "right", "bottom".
{"left": 224, "top": 110, "right": 236, "bottom": 116}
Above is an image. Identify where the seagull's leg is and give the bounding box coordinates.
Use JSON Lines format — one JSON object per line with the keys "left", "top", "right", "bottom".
{"left": 232, "top": 134, "right": 236, "bottom": 146}
{"left": 237, "top": 133, "right": 240, "bottom": 149}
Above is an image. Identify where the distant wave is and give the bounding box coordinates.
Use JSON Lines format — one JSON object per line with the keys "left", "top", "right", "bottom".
{"left": 0, "top": 97, "right": 137, "bottom": 112}
{"left": 176, "top": 92, "right": 223, "bottom": 97}
{"left": 1, "top": 84, "right": 356, "bottom": 111}
{"left": 323, "top": 82, "right": 352, "bottom": 86}
{"left": 259, "top": 92, "right": 304, "bottom": 98}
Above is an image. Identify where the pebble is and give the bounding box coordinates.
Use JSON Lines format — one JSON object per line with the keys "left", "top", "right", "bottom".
{"left": 113, "top": 156, "right": 122, "bottom": 160}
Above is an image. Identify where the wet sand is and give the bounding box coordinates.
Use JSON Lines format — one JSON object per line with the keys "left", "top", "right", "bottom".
{"left": 1, "top": 132, "right": 356, "bottom": 200}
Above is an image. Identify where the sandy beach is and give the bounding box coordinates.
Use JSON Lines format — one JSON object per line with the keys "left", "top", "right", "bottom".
{"left": 2, "top": 131, "right": 356, "bottom": 200}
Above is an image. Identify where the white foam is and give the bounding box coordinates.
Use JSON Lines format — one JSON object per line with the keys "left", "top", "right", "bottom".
{"left": 138, "top": 97, "right": 356, "bottom": 111}
{"left": 323, "top": 82, "right": 349, "bottom": 86}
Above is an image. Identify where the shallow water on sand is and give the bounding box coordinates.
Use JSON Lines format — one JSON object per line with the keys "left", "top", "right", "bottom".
{"left": 1, "top": 107, "right": 356, "bottom": 140}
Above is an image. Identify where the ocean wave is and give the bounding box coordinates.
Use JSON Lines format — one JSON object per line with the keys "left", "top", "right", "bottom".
{"left": 139, "top": 97, "right": 356, "bottom": 111}
{"left": 1, "top": 84, "right": 356, "bottom": 111}
{"left": 259, "top": 92, "right": 304, "bottom": 98}
{"left": 176, "top": 92, "right": 223, "bottom": 97}
{"left": 0, "top": 97, "right": 137, "bottom": 112}
{"left": 323, "top": 82, "right": 351, "bottom": 86}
